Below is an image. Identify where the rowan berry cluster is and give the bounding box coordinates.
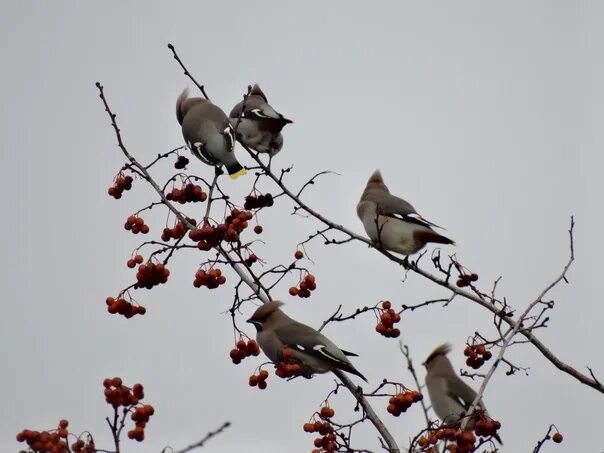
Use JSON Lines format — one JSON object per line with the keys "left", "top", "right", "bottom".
{"left": 229, "top": 339, "right": 261, "bottom": 364}
{"left": 303, "top": 417, "right": 337, "bottom": 452}
{"left": 387, "top": 390, "right": 423, "bottom": 416}
{"left": 474, "top": 415, "right": 501, "bottom": 438}
{"left": 375, "top": 301, "right": 401, "bottom": 338}
{"left": 124, "top": 215, "right": 149, "bottom": 234}
{"left": 289, "top": 273, "right": 316, "bottom": 298}
{"left": 166, "top": 183, "right": 207, "bottom": 203}
{"left": 223, "top": 208, "right": 254, "bottom": 242}
{"left": 108, "top": 174, "right": 133, "bottom": 199}
{"left": 193, "top": 268, "right": 226, "bottom": 289}
{"left": 456, "top": 273, "right": 478, "bottom": 288}
{"left": 70, "top": 438, "right": 96, "bottom": 453}
{"left": 16, "top": 419, "right": 70, "bottom": 453}
{"left": 244, "top": 193, "right": 274, "bottom": 210}
{"left": 174, "top": 155, "right": 189, "bottom": 169}
{"left": 464, "top": 344, "right": 492, "bottom": 369}
{"left": 103, "top": 377, "right": 145, "bottom": 407}
{"left": 106, "top": 297, "right": 146, "bottom": 318}
{"left": 189, "top": 224, "right": 225, "bottom": 250}
{"left": 161, "top": 219, "right": 193, "bottom": 241}
{"left": 319, "top": 406, "right": 335, "bottom": 418}
{"left": 275, "top": 347, "right": 303, "bottom": 378}
{"left": 248, "top": 370, "right": 269, "bottom": 390}
{"left": 417, "top": 427, "right": 458, "bottom": 448}
{"left": 127, "top": 254, "right": 144, "bottom": 268}
{"left": 244, "top": 253, "right": 258, "bottom": 267}
{"left": 128, "top": 404, "right": 155, "bottom": 442}
{"left": 135, "top": 262, "right": 170, "bottom": 289}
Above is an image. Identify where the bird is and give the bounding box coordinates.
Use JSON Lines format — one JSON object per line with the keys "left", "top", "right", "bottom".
{"left": 229, "top": 84, "right": 292, "bottom": 157}
{"left": 424, "top": 344, "right": 502, "bottom": 444}
{"left": 176, "top": 88, "right": 247, "bottom": 179}
{"left": 247, "top": 301, "right": 367, "bottom": 382}
{"left": 356, "top": 170, "right": 454, "bottom": 256}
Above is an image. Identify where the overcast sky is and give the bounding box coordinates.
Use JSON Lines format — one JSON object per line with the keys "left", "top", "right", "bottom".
{"left": 1, "top": 1, "right": 603, "bottom": 452}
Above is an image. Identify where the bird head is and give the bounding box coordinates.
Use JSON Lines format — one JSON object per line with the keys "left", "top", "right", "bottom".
{"left": 423, "top": 343, "right": 452, "bottom": 372}
{"left": 247, "top": 300, "right": 285, "bottom": 332}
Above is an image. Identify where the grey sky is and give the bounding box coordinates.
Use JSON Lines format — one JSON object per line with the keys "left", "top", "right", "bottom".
{"left": 1, "top": 1, "right": 603, "bottom": 452}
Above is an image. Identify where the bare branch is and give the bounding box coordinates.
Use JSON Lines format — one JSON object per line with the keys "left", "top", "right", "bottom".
{"left": 167, "top": 421, "right": 231, "bottom": 453}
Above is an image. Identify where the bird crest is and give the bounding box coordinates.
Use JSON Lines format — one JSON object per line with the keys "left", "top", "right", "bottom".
{"left": 249, "top": 300, "right": 284, "bottom": 323}
{"left": 424, "top": 343, "right": 452, "bottom": 365}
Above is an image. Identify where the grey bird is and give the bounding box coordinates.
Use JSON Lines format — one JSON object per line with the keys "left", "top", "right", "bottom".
{"left": 424, "top": 344, "right": 502, "bottom": 444}
{"left": 229, "top": 84, "right": 292, "bottom": 156}
{"left": 356, "top": 170, "right": 454, "bottom": 256}
{"left": 247, "top": 301, "right": 367, "bottom": 382}
{"left": 176, "top": 88, "right": 247, "bottom": 179}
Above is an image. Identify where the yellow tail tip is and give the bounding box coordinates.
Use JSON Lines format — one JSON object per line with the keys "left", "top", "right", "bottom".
{"left": 229, "top": 168, "right": 248, "bottom": 180}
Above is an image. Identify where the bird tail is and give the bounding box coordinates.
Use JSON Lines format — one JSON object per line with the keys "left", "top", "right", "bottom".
{"left": 340, "top": 363, "right": 368, "bottom": 383}
{"left": 414, "top": 230, "right": 455, "bottom": 246}
{"left": 227, "top": 164, "right": 248, "bottom": 180}
{"left": 176, "top": 88, "right": 189, "bottom": 125}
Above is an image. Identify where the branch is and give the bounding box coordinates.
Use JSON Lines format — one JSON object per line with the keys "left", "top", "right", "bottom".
{"left": 97, "top": 81, "right": 399, "bottom": 452}
{"left": 399, "top": 342, "right": 431, "bottom": 427}
{"left": 168, "top": 421, "right": 231, "bottom": 453}
{"left": 242, "top": 150, "right": 604, "bottom": 394}
{"left": 334, "top": 371, "right": 400, "bottom": 453}
{"left": 461, "top": 219, "right": 576, "bottom": 429}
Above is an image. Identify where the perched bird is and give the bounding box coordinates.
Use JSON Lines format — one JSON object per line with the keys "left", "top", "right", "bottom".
{"left": 247, "top": 301, "right": 367, "bottom": 382}
{"left": 356, "top": 170, "right": 454, "bottom": 256}
{"left": 176, "top": 88, "right": 247, "bottom": 179}
{"left": 424, "top": 344, "right": 502, "bottom": 444}
{"left": 229, "top": 84, "right": 292, "bottom": 156}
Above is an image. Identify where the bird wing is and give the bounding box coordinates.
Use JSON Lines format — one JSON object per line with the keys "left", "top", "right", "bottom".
{"left": 445, "top": 377, "right": 484, "bottom": 412}
{"left": 273, "top": 323, "right": 352, "bottom": 367}
{"left": 376, "top": 193, "right": 445, "bottom": 229}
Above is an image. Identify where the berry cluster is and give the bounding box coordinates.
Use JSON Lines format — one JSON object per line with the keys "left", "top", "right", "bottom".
{"left": 248, "top": 370, "right": 269, "bottom": 390}
{"left": 454, "top": 430, "right": 477, "bottom": 452}
{"left": 189, "top": 224, "right": 226, "bottom": 250}
{"left": 303, "top": 418, "right": 337, "bottom": 452}
{"left": 464, "top": 344, "right": 492, "bottom": 369}
{"left": 128, "top": 404, "right": 155, "bottom": 442}
{"left": 166, "top": 183, "right": 207, "bottom": 204}
{"left": 319, "top": 406, "right": 335, "bottom": 419}
{"left": 229, "top": 339, "right": 261, "bottom": 364}
{"left": 16, "top": 420, "right": 70, "bottom": 453}
{"left": 124, "top": 215, "right": 149, "bottom": 234}
{"left": 474, "top": 415, "right": 501, "bottom": 439}
{"left": 244, "top": 253, "right": 258, "bottom": 267}
{"left": 289, "top": 274, "right": 316, "bottom": 298}
{"left": 244, "top": 193, "right": 274, "bottom": 210}
{"left": 161, "top": 218, "right": 194, "bottom": 242}
{"left": 223, "top": 208, "right": 254, "bottom": 242}
{"left": 108, "top": 175, "right": 133, "bottom": 199}
{"left": 127, "top": 254, "right": 144, "bottom": 268}
{"left": 70, "top": 438, "right": 96, "bottom": 453}
{"left": 174, "top": 155, "right": 189, "bottom": 169}
{"left": 417, "top": 427, "right": 458, "bottom": 448}
{"left": 106, "top": 297, "right": 146, "bottom": 318}
{"left": 275, "top": 347, "right": 303, "bottom": 378}
{"left": 456, "top": 273, "right": 478, "bottom": 288}
{"left": 135, "top": 262, "right": 170, "bottom": 289}
{"left": 103, "top": 377, "right": 145, "bottom": 408}
{"left": 193, "top": 268, "right": 226, "bottom": 289}
{"left": 386, "top": 390, "right": 423, "bottom": 416}
{"left": 375, "top": 301, "right": 401, "bottom": 338}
